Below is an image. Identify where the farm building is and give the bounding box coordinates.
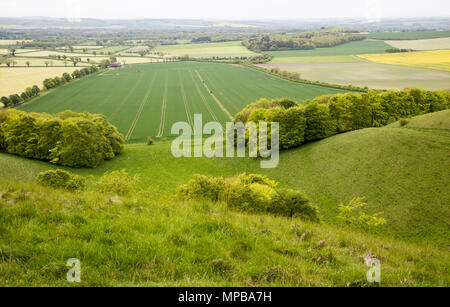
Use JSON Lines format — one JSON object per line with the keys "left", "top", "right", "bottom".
{"left": 108, "top": 62, "right": 122, "bottom": 69}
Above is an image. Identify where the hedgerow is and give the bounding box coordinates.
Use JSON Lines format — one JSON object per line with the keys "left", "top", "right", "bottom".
{"left": 235, "top": 88, "right": 450, "bottom": 150}
{"left": 0, "top": 109, "right": 124, "bottom": 168}
{"left": 177, "top": 173, "right": 320, "bottom": 221}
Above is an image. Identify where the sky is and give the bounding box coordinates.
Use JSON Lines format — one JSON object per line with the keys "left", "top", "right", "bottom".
{"left": 0, "top": 0, "right": 449, "bottom": 20}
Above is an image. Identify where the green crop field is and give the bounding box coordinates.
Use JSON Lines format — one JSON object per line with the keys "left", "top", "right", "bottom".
{"left": 154, "top": 41, "right": 258, "bottom": 58}
{"left": 259, "top": 62, "right": 450, "bottom": 90}
{"left": 267, "top": 40, "right": 392, "bottom": 58}
{"left": 368, "top": 30, "right": 450, "bottom": 40}
{"left": 19, "top": 61, "right": 347, "bottom": 141}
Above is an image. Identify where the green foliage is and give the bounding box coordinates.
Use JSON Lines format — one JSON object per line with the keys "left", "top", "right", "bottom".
{"left": 235, "top": 88, "right": 450, "bottom": 151}
{"left": 147, "top": 137, "right": 153, "bottom": 145}
{"left": 0, "top": 109, "right": 124, "bottom": 168}
{"left": 0, "top": 180, "right": 447, "bottom": 286}
{"left": 304, "top": 102, "right": 335, "bottom": 142}
{"left": 177, "top": 174, "right": 224, "bottom": 202}
{"left": 94, "top": 170, "right": 140, "bottom": 196}
{"left": 0, "top": 96, "right": 11, "bottom": 108}
{"left": 35, "top": 169, "right": 85, "bottom": 191}
{"left": 243, "top": 32, "right": 366, "bottom": 52}
{"left": 178, "top": 173, "right": 319, "bottom": 221}
{"left": 337, "top": 197, "right": 387, "bottom": 231}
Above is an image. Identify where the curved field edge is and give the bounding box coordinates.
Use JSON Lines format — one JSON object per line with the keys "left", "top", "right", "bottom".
{"left": 0, "top": 181, "right": 448, "bottom": 287}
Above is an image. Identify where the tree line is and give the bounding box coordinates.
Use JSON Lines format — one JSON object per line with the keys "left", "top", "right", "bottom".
{"left": 0, "top": 110, "right": 124, "bottom": 168}
{"left": 235, "top": 89, "right": 450, "bottom": 150}
{"left": 242, "top": 33, "right": 366, "bottom": 52}
{"left": 1, "top": 65, "right": 99, "bottom": 108}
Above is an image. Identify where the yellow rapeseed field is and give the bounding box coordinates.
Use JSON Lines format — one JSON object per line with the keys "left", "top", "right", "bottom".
{"left": 358, "top": 49, "right": 450, "bottom": 72}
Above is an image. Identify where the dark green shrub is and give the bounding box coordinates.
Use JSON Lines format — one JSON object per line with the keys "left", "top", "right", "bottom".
{"left": 95, "top": 170, "right": 140, "bottom": 196}
{"left": 399, "top": 119, "right": 409, "bottom": 126}
{"left": 178, "top": 173, "right": 319, "bottom": 221}
{"left": 147, "top": 137, "right": 153, "bottom": 145}
{"left": 177, "top": 174, "right": 224, "bottom": 201}
{"left": 36, "top": 170, "right": 85, "bottom": 191}
{"left": 0, "top": 109, "right": 124, "bottom": 168}
{"left": 304, "top": 102, "right": 336, "bottom": 142}
{"left": 272, "top": 189, "right": 320, "bottom": 221}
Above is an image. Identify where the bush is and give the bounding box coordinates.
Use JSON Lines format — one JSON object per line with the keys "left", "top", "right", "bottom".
{"left": 95, "top": 170, "right": 140, "bottom": 196}
{"left": 271, "top": 189, "right": 320, "bottom": 221}
{"left": 177, "top": 174, "right": 224, "bottom": 201}
{"left": 0, "top": 109, "right": 124, "bottom": 168}
{"left": 36, "top": 170, "right": 85, "bottom": 191}
{"left": 147, "top": 137, "right": 153, "bottom": 145}
{"left": 337, "top": 197, "right": 387, "bottom": 231}
{"left": 178, "top": 173, "right": 320, "bottom": 221}
{"left": 399, "top": 119, "right": 409, "bottom": 126}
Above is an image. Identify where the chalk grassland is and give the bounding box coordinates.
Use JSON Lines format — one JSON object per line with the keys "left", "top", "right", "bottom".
{"left": 1, "top": 112, "right": 449, "bottom": 246}
{"left": 154, "top": 41, "right": 258, "bottom": 58}
{"left": 268, "top": 55, "right": 366, "bottom": 64}
{"left": 368, "top": 30, "right": 450, "bottom": 40}
{"left": 258, "top": 62, "right": 450, "bottom": 91}
{"left": 19, "top": 62, "right": 346, "bottom": 141}
{"left": 359, "top": 49, "right": 450, "bottom": 72}
{"left": 267, "top": 40, "right": 392, "bottom": 58}
{"left": 385, "top": 37, "right": 450, "bottom": 51}
{"left": 1, "top": 180, "right": 448, "bottom": 287}
{"left": 387, "top": 109, "right": 450, "bottom": 129}
{"left": 0, "top": 67, "right": 83, "bottom": 97}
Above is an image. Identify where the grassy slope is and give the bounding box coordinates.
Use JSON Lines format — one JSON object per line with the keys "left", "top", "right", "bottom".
{"left": 1, "top": 112, "right": 449, "bottom": 245}
{"left": 267, "top": 40, "right": 392, "bottom": 57}
{"left": 368, "top": 30, "right": 450, "bottom": 40}
{"left": 0, "top": 181, "right": 448, "bottom": 286}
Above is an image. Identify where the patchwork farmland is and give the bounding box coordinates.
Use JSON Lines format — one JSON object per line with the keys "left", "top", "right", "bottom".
{"left": 19, "top": 61, "right": 346, "bottom": 141}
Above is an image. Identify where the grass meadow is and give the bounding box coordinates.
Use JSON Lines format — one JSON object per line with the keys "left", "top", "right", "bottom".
{"left": 1, "top": 180, "right": 448, "bottom": 286}
{"left": 18, "top": 61, "right": 347, "bottom": 141}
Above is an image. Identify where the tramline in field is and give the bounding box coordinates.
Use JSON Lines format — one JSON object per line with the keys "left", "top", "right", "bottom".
{"left": 19, "top": 61, "right": 347, "bottom": 142}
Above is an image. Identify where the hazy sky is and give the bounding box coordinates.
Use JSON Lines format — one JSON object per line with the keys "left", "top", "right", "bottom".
{"left": 0, "top": 0, "right": 449, "bottom": 20}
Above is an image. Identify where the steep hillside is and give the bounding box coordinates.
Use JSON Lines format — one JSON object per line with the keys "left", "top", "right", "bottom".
{"left": 0, "top": 181, "right": 448, "bottom": 286}
{"left": 1, "top": 112, "right": 449, "bottom": 245}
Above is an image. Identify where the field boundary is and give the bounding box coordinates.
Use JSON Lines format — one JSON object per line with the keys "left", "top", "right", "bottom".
{"left": 125, "top": 72, "right": 158, "bottom": 141}
{"left": 189, "top": 70, "right": 218, "bottom": 121}
{"left": 156, "top": 72, "right": 169, "bottom": 138}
